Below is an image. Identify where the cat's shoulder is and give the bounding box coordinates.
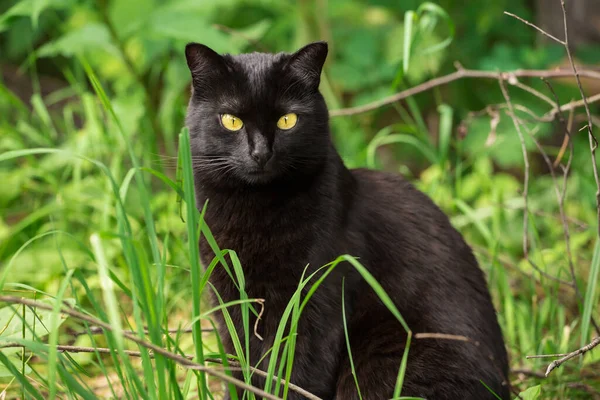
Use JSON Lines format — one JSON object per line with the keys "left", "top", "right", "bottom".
{"left": 348, "top": 167, "right": 450, "bottom": 224}
{"left": 350, "top": 168, "right": 419, "bottom": 198}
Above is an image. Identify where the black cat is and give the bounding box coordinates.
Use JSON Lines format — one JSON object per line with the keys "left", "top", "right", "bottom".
{"left": 185, "top": 41, "right": 509, "bottom": 400}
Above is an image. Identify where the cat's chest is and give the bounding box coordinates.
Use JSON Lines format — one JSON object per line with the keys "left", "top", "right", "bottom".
{"left": 200, "top": 199, "right": 317, "bottom": 264}
{"left": 200, "top": 225, "right": 311, "bottom": 278}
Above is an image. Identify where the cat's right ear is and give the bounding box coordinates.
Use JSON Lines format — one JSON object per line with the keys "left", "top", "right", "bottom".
{"left": 185, "top": 43, "right": 227, "bottom": 87}
{"left": 286, "top": 41, "right": 328, "bottom": 90}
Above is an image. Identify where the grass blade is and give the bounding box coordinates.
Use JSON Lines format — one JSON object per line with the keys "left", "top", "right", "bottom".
{"left": 581, "top": 239, "right": 600, "bottom": 347}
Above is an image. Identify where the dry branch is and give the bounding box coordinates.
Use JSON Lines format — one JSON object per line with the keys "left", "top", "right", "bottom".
{"left": 498, "top": 78, "right": 575, "bottom": 287}
{"left": 329, "top": 68, "right": 600, "bottom": 117}
{"left": 0, "top": 342, "right": 321, "bottom": 400}
{"left": 413, "top": 333, "right": 474, "bottom": 343}
{"left": 526, "top": 337, "right": 600, "bottom": 377}
{"left": 502, "top": 4, "right": 600, "bottom": 381}
{"left": 558, "top": 0, "right": 600, "bottom": 236}
{"left": 504, "top": 2, "right": 600, "bottom": 337}
{"left": 72, "top": 325, "right": 213, "bottom": 337}
{"left": 504, "top": 12, "right": 565, "bottom": 44}
{"left": 0, "top": 296, "right": 315, "bottom": 400}
{"left": 511, "top": 368, "right": 547, "bottom": 379}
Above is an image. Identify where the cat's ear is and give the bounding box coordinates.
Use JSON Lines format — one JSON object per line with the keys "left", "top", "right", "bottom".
{"left": 185, "top": 43, "right": 228, "bottom": 87}
{"left": 286, "top": 41, "right": 328, "bottom": 89}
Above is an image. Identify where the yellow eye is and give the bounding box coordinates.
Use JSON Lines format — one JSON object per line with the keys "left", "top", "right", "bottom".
{"left": 221, "top": 114, "right": 243, "bottom": 131}
{"left": 277, "top": 113, "right": 298, "bottom": 130}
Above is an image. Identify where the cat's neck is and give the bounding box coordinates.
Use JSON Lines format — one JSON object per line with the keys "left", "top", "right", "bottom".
{"left": 194, "top": 146, "right": 353, "bottom": 233}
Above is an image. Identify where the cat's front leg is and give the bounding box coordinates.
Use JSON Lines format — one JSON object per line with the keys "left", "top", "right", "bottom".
{"left": 279, "top": 311, "right": 345, "bottom": 400}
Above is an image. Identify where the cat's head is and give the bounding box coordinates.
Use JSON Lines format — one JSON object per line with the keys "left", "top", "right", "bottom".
{"left": 184, "top": 42, "right": 330, "bottom": 188}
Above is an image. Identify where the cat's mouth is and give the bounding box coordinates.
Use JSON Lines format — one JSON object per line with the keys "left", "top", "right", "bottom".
{"left": 241, "top": 166, "right": 278, "bottom": 184}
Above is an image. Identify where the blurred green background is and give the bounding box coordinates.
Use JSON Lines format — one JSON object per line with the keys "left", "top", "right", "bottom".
{"left": 1, "top": 0, "right": 600, "bottom": 398}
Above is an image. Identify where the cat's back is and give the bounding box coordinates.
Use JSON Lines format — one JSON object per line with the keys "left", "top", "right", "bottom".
{"left": 349, "top": 167, "right": 467, "bottom": 252}
{"left": 347, "top": 167, "right": 508, "bottom": 378}
{"left": 348, "top": 166, "right": 489, "bottom": 302}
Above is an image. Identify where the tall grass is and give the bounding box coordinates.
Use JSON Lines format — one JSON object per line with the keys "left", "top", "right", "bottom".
{"left": 1, "top": 1, "right": 600, "bottom": 398}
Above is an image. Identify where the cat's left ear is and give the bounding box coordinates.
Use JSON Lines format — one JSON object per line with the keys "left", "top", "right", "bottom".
{"left": 185, "top": 43, "right": 228, "bottom": 89}
{"left": 286, "top": 41, "right": 328, "bottom": 89}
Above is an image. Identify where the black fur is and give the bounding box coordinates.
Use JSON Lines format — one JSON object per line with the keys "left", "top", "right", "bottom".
{"left": 185, "top": 41, "right": 510, "bottom": 400}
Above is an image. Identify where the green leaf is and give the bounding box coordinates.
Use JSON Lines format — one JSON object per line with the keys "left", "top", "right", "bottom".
{"left": 145, "top": 10, "right": 237, "bottom": 53}
{"left": 0, "top": 0, "right": 71, "bottom": 32}
{"left": 367, "top": 133, "right": 437, "bottom": 168}
{"left": 0, "top": 298, "right": 72, "bottom": 341}
{"left": 0, "top": 351, "right": 42, "bottom": 399}
{"left": 437, "top": 104, "right": 453, "bottom": 170}
{"left": 581, "top": 239, "right": 600, "bottom": 347}
{"left": 402, "top": 11, "right": 415, "bottom": 73}
{"left": 0, "top": 353, "right": 32, "bottom": 377}
{"left": 415, "top": 2, "right": 455, "bottom": 55}
{"left": 37, "top": 24, "right": 119, "bottom": 58}
{"left": 108, "top": 0, "right": 154, "bottom": 38}
{"left": 516, "top": 385, "right": 541, "bottom": 400}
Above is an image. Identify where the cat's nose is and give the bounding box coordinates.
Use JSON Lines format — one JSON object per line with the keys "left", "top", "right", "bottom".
{"left": 250, "top": 149, "right": 273, "bottom": 168}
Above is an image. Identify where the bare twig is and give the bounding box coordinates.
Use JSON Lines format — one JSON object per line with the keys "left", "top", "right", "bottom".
{"left": 0, "top": 296, "right": 320, "bottom": 400}
{"left": 0, "top": 342, "right": 321, "bottom": 400}
{"left": 526, "top": 353, "right": 570, "bottom": 359}
{"left": 503, "top": 12, "right": 565, "bottom": 44}
{"left": 511, "top": 368, "right": 546, "bottom": 379}
{"left": 553, "top": 105, "right": 574, "bottom": 168}
{"left": 542, "top": 80, "right": 600, "bottom": 335}
{"left": 512, "top": 80, "right": 555, "bottom": 107}
{"left": 414, "top": 333, "right": 475, "bottom": 343}
{"left": 254, "top": 298, "right": 265, "bottom": 341}
{"left": 0, "top": 342, "right": 195, "bottom": 360}
{"left": 329, "top": 68, "right": 600, "bottom": 117}
{"left": 461, "top": 93, "right": 600, "bottom": 131}
{"left": 559, "top": 0, "right": 600, "bottom": 237}
{"left": 546, "top": 93, "right": 600, "bottom": 121}
{"left": 543, "top": 337, "right": 600, "bottom": 377}
{"left": 506, "top": 2, "right": 600, "bottom": 340}
{"left": 499, "top": 79, "right": 574, "bottom": 286}
{"left": 72, "top": 325, "right": 213, "bottom": 337}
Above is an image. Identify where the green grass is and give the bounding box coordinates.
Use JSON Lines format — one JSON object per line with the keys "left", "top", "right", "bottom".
{"left": 1, "top": 0, "right": 600, "bottom": 399}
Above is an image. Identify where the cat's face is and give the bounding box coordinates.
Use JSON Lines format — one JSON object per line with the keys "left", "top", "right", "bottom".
{"left": 185, "top": 42, "right": 330, "bottom": 188}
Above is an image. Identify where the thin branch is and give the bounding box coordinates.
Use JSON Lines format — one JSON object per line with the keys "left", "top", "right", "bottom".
{"left": 511, "top": 368, "right": 546, "bottom": 379}
{"left": 0, "top": 343, "right": 192, "bottom": 360}
{"left": 462, "top": 93, "right": 600, "bottom": 130}
{"left": 542, "top": 79, "right": 600, "bottom": 335}
{"left": 71, "top": 325, "right": 213, "bottom": 337}
{"left": 253, "top": 298, "right": 265, "bottom": 341}
{"left": 0, "top": 296, "right": 318, "bottom": 400}
{"left": 473, "top": 245, "right": 541, "bottom": 284}
{"left": 329, "top": 68, "right": 600, "bottom": 117}
{"left": 507, "top": 1, "right": 600, "bottom": 339}
{"left": 559, "top": 0, "right": 600, "bottom": 237}
{"left": 414, "top": 333, "right": 475, "bottom": 343}
{"left": 503, "top": 12, "right": 565, "bottom": 44}
{"left": 526, "top": 353, "right": 570, "bottom": 359}
{"left": 544, "top": 337, "right": 600, "bottom": 377}
{"left": 499, "top": 78, "right": 531, "bottom": 270}
{"left": 545, "top": 93, "right": 600, "bottom": 120}
{"left": 498, "top": 78, "right": 574, "bottom": 286}
{"left": 0, "top": 342, "right": 321, "bottom": 400}
{"left": 553, "top": 105, "right": 574, "bottom": 168}
{"left": 512, "top": 80, "right": 555, "bottom": 107}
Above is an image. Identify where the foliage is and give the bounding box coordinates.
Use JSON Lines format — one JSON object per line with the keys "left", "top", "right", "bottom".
{"left": 1, "top": 0, "right": 599, "bottom": 398}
